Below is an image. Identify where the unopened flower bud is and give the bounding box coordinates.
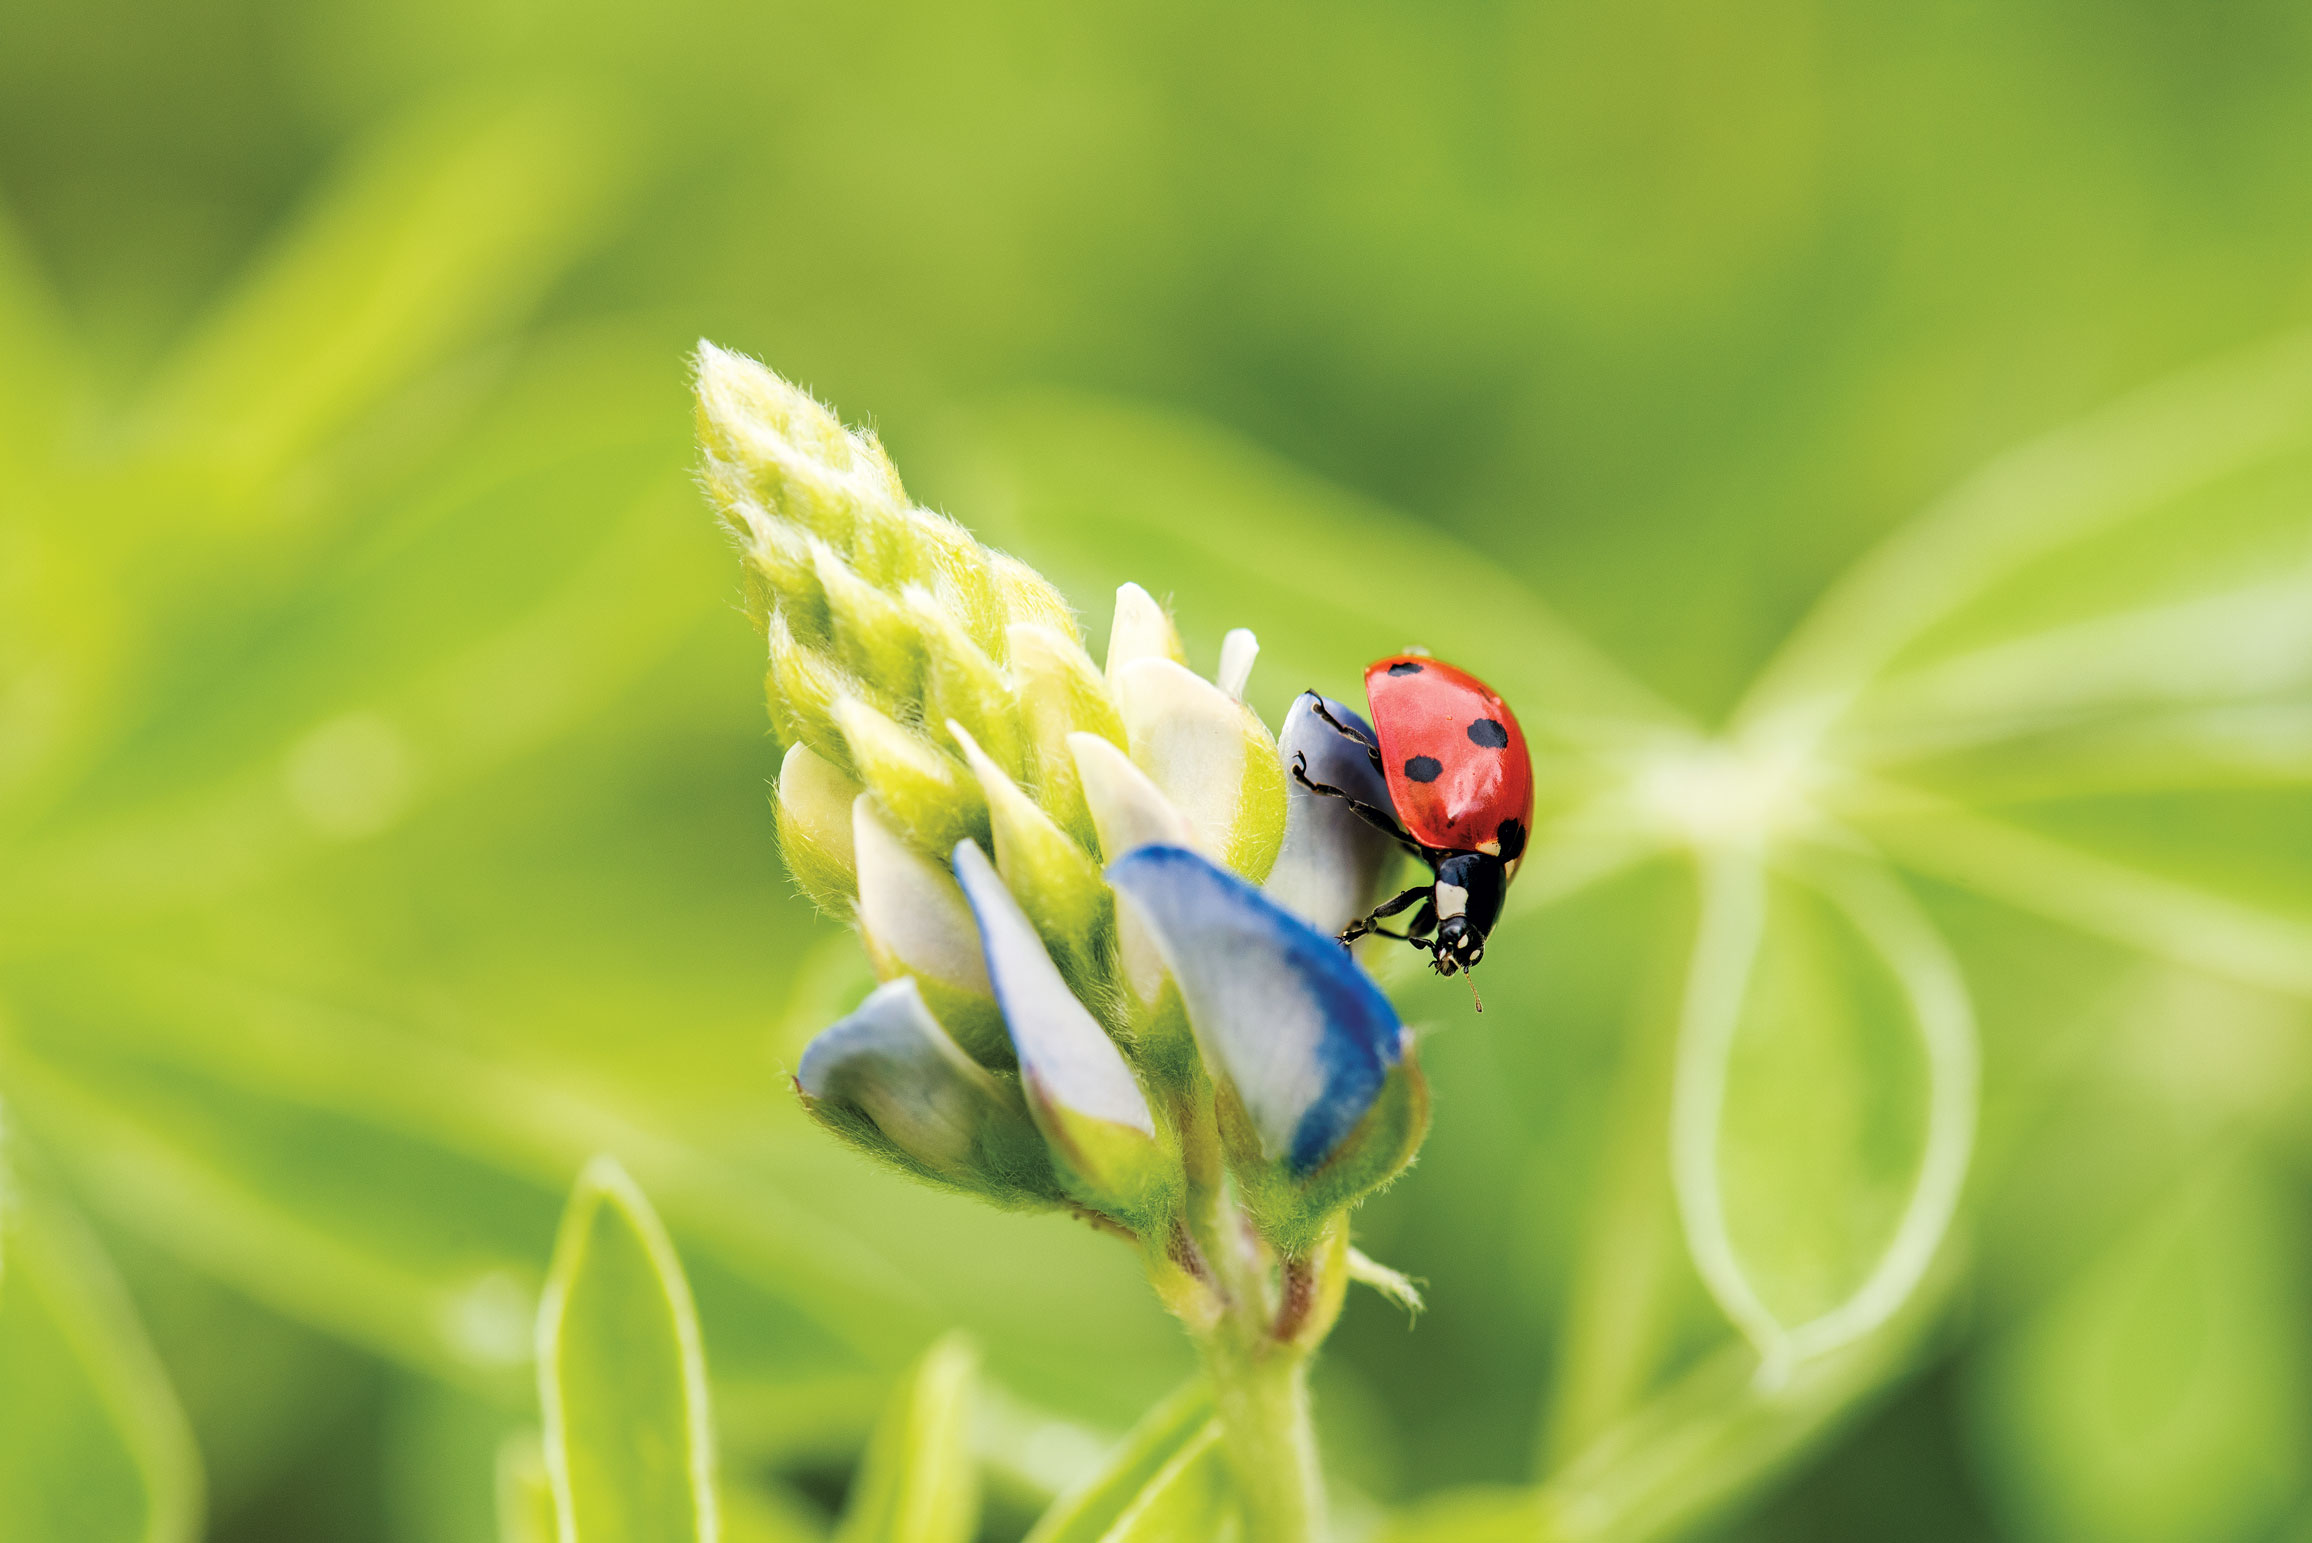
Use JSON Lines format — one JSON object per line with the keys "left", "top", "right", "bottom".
{"left": 1110, "top": 656, "right": 1286, "bottom": 882}
{"left": 775, "top": 743, "right": 861, "bottom": 914}
{"left": 796, "top": 979, "right": 1058, "bottom": 1204}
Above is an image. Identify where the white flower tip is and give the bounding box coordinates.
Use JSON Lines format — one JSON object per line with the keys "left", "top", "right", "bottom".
{"left": 1217, "top": 629, "right": 1260, "bottom": 700}
{"left": 1067, "top": 730, "right": 1199, "bottom": 859}
{"left": 1106, "top": 581, "right": 1185, "bottom": 678}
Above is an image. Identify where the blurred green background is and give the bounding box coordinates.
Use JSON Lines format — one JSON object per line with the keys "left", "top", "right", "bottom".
{"left": 5, "top": 1, "right": 2312, "bottom": 1539}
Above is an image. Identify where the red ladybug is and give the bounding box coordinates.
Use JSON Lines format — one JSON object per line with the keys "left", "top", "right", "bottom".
{"left": 1290, "top": 654, "right": 1533, "bottom": 977}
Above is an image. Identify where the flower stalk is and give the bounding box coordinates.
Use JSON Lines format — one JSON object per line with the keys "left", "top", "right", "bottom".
{"left": 696, "top": 343, "right": 1431, "bottom": 1541}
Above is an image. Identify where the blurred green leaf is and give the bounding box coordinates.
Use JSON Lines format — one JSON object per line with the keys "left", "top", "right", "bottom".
{"left": 497, "top": 1432, "right": 557, "bottom": 1543}
{"left": 836, "top": 1334, "right": 978, "bottom": 1543}
{"left": 137, "top": 93, "right": 627, "bottom": 500}
{"left": 1022, "top": 1381, "right": 1213, "bottom": 1543}
{"left": 1670, "top": 852, "right": 1974, "bottom": 1373}
{"left": 1974, "top": 1152, "right": 2309, "bottom": 1543}
{"left": 539, "top": 1156, "right": 717, "bottom": 1543}
{"left": 0, "top": 1148, "right": 202, "bottom": 1543}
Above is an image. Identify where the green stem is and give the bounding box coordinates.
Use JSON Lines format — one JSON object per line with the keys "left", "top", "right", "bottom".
{"left": 1200, "top": 1332, "right": 1323, "bottom": 1543}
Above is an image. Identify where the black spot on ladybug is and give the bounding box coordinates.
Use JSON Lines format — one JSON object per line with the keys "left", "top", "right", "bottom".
{"left": 1467, "top": 717, "right": 1509, "bottom": 748}
{"left": 1496, "top": 818, "right": 1527, "bottom": 861}
{"left": 1387, "top": 661, "right": 1424, "bottom": 676}
{"left": 1404, "top": 755, "right": 1443, "bottom": 783}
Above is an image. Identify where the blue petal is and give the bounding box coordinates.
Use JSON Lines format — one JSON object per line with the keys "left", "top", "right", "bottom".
{"left": 951, "top": 840, "right": 1156, "bottom": 1136}
{"left": 1266, "top": 693, "right": 1401, "bottom": 936}
{"left": 1108, "top": 844, "right": 1405, "bottom": 1172}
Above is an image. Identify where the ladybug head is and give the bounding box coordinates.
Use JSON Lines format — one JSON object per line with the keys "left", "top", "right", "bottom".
{"left": 1432, "top": 915, "right": 1484, "bottom": 976}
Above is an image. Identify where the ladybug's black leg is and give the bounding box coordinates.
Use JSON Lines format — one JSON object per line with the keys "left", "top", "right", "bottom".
{"left": 1291, "top": 753, "right": 1421, "bottom": 857}
{"left": 1305, "top": 693, "right": 1387, "bottom": 778}
{"left": 1337, "top": 884, "right": 1432, "bottom": 946}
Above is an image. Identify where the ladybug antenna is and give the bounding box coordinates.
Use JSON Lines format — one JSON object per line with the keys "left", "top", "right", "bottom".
{"left": 1465, "top": 970, "right": 1483, "bottom": 1014}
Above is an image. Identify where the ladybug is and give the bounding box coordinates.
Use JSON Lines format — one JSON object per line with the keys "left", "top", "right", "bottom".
{"left": 1290, "top": 654, "right": 1532, "bottom": 977}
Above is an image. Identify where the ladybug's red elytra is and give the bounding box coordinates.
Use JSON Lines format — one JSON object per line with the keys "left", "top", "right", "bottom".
{"left": 1290, "top": 654, "right": 1533, "bottom": 978}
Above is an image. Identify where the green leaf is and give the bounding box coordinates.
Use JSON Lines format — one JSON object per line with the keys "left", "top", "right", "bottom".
{"left": 497, "top": 1433, "right": 558, "bottom": 1543}
{"left": 1670, "top": 851, "right": 1976, "bottom": 1374}
{"left": 836, "top": 1334, "right": 979, "bottom": 1543}
{"left": 137, "top": 94, "right": 627, "bottom": 496}
{"left": 538, "top": 1156, "right": 719, "bottom": 1543}
{"left": 1023, "top": 1382, "right": 1219, "bottom": 1543}
{"left": 0, "top": 1151, "right": 203, "bottom": 1543}
{"left": 1975, "top": 1154, "right": 2310, "bottom": 1543}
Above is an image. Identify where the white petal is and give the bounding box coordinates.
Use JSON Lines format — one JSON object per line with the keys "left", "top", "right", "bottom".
{"left": 951, "top": 841, "right": 1155, "bottom": 1136}
{"left": 1067, "top": 731, "right": 1201, "bottom": 860}
{"left": 852, "top": 797, "right": 989, "bottom": 994}
{"left": 1110, "top": 656, "right": 1253, "bottom": 857}
{"left": 1265, "top": 692, "right": 1402, "bottom": 936}
{"left": 1109, "top": 845, "right": 1405, "bottom": 1171}
{"left": 1105, "top": 581, "right": 1185, "bottom": 679}
{"left": 1216, "top": 628, "right": 1260, "bottom": 700}
{"left": 778, "top": 742, "right": 858, "bottom": 869}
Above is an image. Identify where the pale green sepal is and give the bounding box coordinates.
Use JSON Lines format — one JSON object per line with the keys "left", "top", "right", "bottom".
{"left": 776, "top": 742, "right": 861, "bottom": 913}
{"left": 836, "top": 1334, "right": 980, "bottom": 1543}
{"left": 796, "top": 979, "right": 1059, "bottom": 1204}
{"left": 537, "top": 1155, "right": 718, "bottom": 1543}
{"left": 1011, "top": 624, "right": 1128, "bottom": 848}
{"left": 721, "top": 500, "right": 828, "bottom": 637}
{"left": 852, "top": 798, "right": 1009, "bottom": 1067}
{"left": 951, "top": 842, "right": 1177, "bottom": 1229}
{"left": 916, "top": 599, "right": 1026, "bottom": 780}
{"left": 767, "top": 611, "right": 866, "bottom": 772}
{"left": 950, "top": 720, "right": 1114, "bottom": 993}
{"left": 1104, "top": 582, "right": 1187, "bottom": 680}
{"left": 905, "top": 510, "right": 1007, "bottom": 656}
{"left": 835, "top": 695, "right": 989, "bottom": 858}
{"left": 817, "top": 543, "right": 926, "bottom": 707}
{"left": 1109, "top": 658, "right": 1286, "bottom": 882}
{"left": 1022, "top": 1382, "right": 1216, "bottom": 1543}
{"left": 991, "top": 551, "right": 1083, "bottom": 646}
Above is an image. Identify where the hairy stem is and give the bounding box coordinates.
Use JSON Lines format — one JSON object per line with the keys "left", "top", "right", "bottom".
{"left": 1200, "top": 1333, "right": 1323, "bottom": 1543}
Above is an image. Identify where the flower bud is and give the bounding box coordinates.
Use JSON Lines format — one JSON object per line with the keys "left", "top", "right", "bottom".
{"left": 1110, "top": 656, "right": 1286, "bottom": 882}
{"left": 834, "top": 695, "right": 988, "bottom": 858}
{"left": 852, "top": 798, "right": 1007, "bottom": 1066}
{"left": 1010, "top": 624, "right": 1128, "bottom": 850}
{"left": 796, "top": 979, "right": 1059, "bottom": 1204}
{"left": 1107, "top": 844, "right": 1429, "bottom": 1254}
{"left": 775, "top": 743, "right": 861, "bottom": 914}
{"left": 815, "top": 542, "right": 925, "bottom": 705}
{"left": 952, "top": 841, "right": 1177, "bottom": 1229}
{"left": 1265, "top": 692, "right": 1401, "bottom": 936}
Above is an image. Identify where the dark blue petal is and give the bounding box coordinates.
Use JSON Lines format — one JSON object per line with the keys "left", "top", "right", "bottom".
{"left": 1108, "top": 844, "right": 1405, "bottom": 1172}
